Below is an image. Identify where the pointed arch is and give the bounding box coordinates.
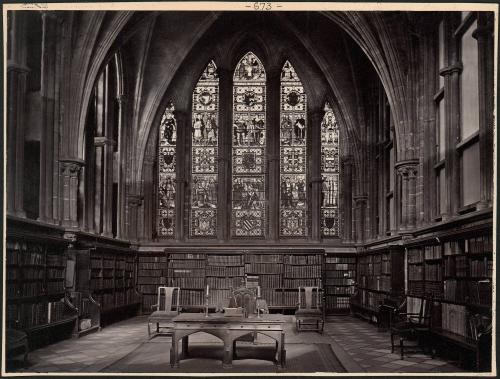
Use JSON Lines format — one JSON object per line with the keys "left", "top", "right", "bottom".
{"left": 157, "top": 101, "right": 177, "bottom": 237}
{"left": 279, "top": 60, "right": 308, "bottom": 237}
{"left": 231, "top": 52, "right": 267, "bottom": 238}
{"left": 190, "top": 60, "right": 219, "bottom": 237}
{"left": 320, "top": 101, "right": 340, "bottom": 236}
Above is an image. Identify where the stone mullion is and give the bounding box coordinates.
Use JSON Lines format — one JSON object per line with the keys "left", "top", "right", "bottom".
{"left": 308, "top": 109, "right": 322, "bottom": 241}
{"left": 267, "top": 69, "right": 281, "bottom": 240}
{"left": 353, "top": 195, "right": 367, "bottom": 243}
{"left": 475, "top": 14, "right": 494, "bottom": 209}
{"left": 116, "top": 95, "right": 127, "bottom": 239}
{"left": 60, "top": 159, "right": 84, "bottom": 228}
{"left": 175, "top": 111, "right": 188, "bottom": 241}
{"left": 218, "top": 69, "right": 232, "bottom": 241}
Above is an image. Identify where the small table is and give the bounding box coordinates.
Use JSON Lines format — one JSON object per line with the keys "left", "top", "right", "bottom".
{"left": 170, "top": 313, "right": 286, "bottom": 369}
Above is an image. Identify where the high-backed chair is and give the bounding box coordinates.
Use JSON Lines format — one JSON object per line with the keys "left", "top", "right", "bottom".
{"left": 390, "top": 295, "right": 433, "bottom": 359}
{"left": 295, "top": 286, "right": 324, "bottom": 333}
{"left": 147, "top": 287, "right": 180, "bottom": 338}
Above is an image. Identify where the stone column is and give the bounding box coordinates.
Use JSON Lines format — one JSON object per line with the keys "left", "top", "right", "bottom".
{"left": 39, "top": 12, "right": 59, "bottom": 223}
{"left": 308, "top": 109, "right": 323, "bottom": 241}
{"left": 60, "top": 159, "right": 84, "bottom": 228}
{"left": 127, "top": 194, "right": 143, "bottom": 241}
{"left": 142, "top": 157, "right": 155, "bottom": 241}
{"left": 267, "top": 68, "right": 281, "bottom": 240}
{"left": 116, "top": 95, "right": 127, "bottom": 239}
{"left": 474, "top": 14, "right": 494, "bottom": 209}
{"left": 396, "top": 160, "right": 419, "bottom": 232}
{"left": 7, "top": 12, "right": 28, "bottom": 218}
{"left": 341, "top": 156, "right": 353, "bottom": 242}
{"left": 353, "top": 195, "right": 367, "bottom": 243}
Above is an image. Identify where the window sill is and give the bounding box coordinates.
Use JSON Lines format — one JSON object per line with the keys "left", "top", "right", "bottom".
{"left": 458, "top": 203, "right": 477, "bottom": 215}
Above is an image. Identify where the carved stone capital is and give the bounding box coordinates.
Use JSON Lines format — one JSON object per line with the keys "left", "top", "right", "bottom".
{"left": 127, "top": 194, "right": 143, "bottom": 207}
{"left": 439, "top": 62, "right": 463, "bottom": 77}
{"left": 94, "top": 136, "right": 116, "bottom": 147}
{"left": 395, "top": 159, "right": 419, "bottom": 178}
{"left": 353, "top": 195, "right": 368, "bottom": 205}
{"left": 59, "top": 158, "right": 84, "bottom": 175}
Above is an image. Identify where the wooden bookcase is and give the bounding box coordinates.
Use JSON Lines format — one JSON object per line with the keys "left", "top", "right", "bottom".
{"left": 137, "top": 254, "right": 168, "bottom": 312}
{"left": 168, "top": 252, "right": 206, "bottom": 308}
{"left": 324, "top": 254, "right": 356, "bottom": 314}
{"left": 350, "top": 246, "right": 404, "bottom": 321}
{"left": 6, "top": 218, "right": 78, "bottom": 348}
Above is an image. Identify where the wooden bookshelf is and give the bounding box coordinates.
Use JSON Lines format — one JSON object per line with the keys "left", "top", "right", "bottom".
{"left": 206, "top": 252, "right": 245, "bottom": 308}
{"left": 324, "top": 255, "right": 356, "bottom": 314}
{"left": 167, "top": 252, "right": 206, "bottom": 308}
{"left": 350, "top": 246, "right": 404, "bottom": 321}
{"left": 6, "top": 218, "right": 78, "bottom": 348}
{"left": 245, "top": 253, "right": 283, "bottom": 308}
{"left": 137, "top": 254, "right": 168, "bottom": 312}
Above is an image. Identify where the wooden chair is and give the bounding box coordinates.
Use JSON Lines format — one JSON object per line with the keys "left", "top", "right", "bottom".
{"left": 390, "top": 296, "right": 433, "bottom": 359}
{"left": 295, "top": 287, "right": 324, "bottom": 333}
{"left": 6, "top": 329, "right": 29, "bottom": 364}
{"left": 147, "top": 287, "right": 180, "bottom": 338}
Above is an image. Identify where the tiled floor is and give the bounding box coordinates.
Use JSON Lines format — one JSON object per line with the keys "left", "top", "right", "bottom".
{"left": 6, "top": 315, "right": 467, "bottom": 374}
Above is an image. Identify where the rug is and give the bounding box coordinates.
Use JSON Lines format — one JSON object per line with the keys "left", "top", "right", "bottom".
{"left": 101, "top": 338, "right": 345, "bottom": 373}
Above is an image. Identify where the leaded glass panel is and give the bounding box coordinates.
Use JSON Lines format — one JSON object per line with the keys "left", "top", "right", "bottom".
{"left": 232, "top": 52, "right": 267, "bottom": 237}
{"left": 158, "top": 101, "right": 177, "bottom": 237}
{"left": 191, "top": 61, "right": 219, "bottom": 237}
{"left": 279, "top": 61, "right": 307, "bottom": 237}
{"left": 321, "top": 102, "right": 340, "bottom": 236}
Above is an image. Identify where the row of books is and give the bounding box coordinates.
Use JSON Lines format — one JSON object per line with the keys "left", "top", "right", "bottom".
{"left": 358, "top": 289, "right": 385, "bottom": 310}
{"left": 443, "top": 279, "right": 491, "bottom": 304}
{"left": 46, "top": 254, "right": 66, "bottom": 266}
{"left": 170, "top": 276, "right": 206, "bottom": 288}
{"left": 325, "top": 257, "right": 355, "bottom": 264}
{"left": 283, "top": 278, "right": 322, "bottom": 288}
{"left": 325, "top": 278, "right": 354, "bottom": 286}
{"left": 284, "top": 265, "right": 321, "bottom": 277}
{"left": 470, "top": 258, "right": 493, "bottom": 278}
{"left": 138, "top": 284, "right": 168, "bottom": 294}
{"left": 18, "top": 251, "right": 45, "bottom": 266}
{"left": 325, "top": 296, "right": 350, "bottom": 309}
{"left": 325, "top": 286, "right": 354, "bottom": 295}
{"left": 168, "top": 268, "right": 206, "bottom": 277}
{"left": 325, "top": 263, "right": 356, "bottom": 271}
{"left": 408, "top": 265, "right": 424, "bottom": 280}
{"left": 207, "top": 255, "right": 243, "bottom": 266}
{"left": 424, "top": 245, "right": 442, "bottom": 260}
{"left": 407, "top": 249, "right": 424, "bottom": 263}
{"left": 47, "top": 281, "right": 64, "bottom": 294}
{"left": 261, "top": 289, "right": 283, "bottom": 306}
{"left": 208, "top": 289, "right": 231, "bottom": 307}
{"left": 284, "top": 255, "right": 322, "bottom": 265}
{"left": 425, "top": 263, "right": 443, "bottom": 281}
{"left": 325, "top": 270, "right": 355, "bottom": 278}
{"left": 466, "top": 235, "right": 493, "bottom": 254}
{"left": 168, "top": 253, "right": 204, "bottom": 260}
{"left": 441, "top": 303, "right": 467, "bottom": 336}
{"left": 444, "top": 256, "right": 468, "bottom": 277}
{"left": 180, "top": 290, "right": 205, "bottom": 306}
{"left": 206, "top": 276, "right": 244, "bottom": 289}
{"left": 47, "top": 268, "right": 65, "bottom": 279}
{"left": 245, "top": 263, "right": 282, "bottom": 274}
{"left": 14, "top": 300, "right": 71, "bottom": 329}
{"left": 138, "top": 262, "right": 166, "bottom": 270}
{"left": 444, "top": 241, "right": 462, "bottom": 256}
{"left": 137, "top": 276, "right": 167, "bottom": 284}
{"left": 358, "top": 276, "right": 391, "bottom": 292}
{"left": 7, "top": 269, "right": 19, "bottom": 281}
{"left": 256, "top": 274, "right": 282, "bottom": 288}
{"left": 91, "top": 259, "right": 103, "bottom": 269}
{"left": 206, "top": 266, "right": 245, "bottom": 276}
{"left": 138, "top": 269, "right": 166, "bottom": 276}
{"left": 245, "top": 254, "right": 283, "bottom": 264}
{"left": 19, "top": 267, "right": 45, "bottom": 280}
{"left": 168, "top": 260, "right": 206, "bottom": 268}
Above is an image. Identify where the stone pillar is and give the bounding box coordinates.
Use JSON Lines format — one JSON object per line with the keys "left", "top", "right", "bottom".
{"left": 396, "top": 160, "right": 419, "bottom": 232}
{"left": 60, "top": 159, "right": 84, "bottom": 228}
{"left": 94, "top": 137, "right": 115, "bottom": 237}
{"left": 475, "top": 14, "right": 494, "bottom": 209}
{"left": 308, "top": 109, "right": 323, "bottom": 241}
{"left": 7, "top": 12, "right": 28, "bottom": 218}
{"left": 127, "top": 194, "right": 143, "bottom": 241}
{"left": 353, "top": 195, "right": 367, "bottom": 243}
{"left": 341, "top": 156, "right": 353, "bottom": 242}
{"left": 267, "top": 68, "right": 281, "bottom": 240}
{"left": 116, "top": 95, "right": 127, "bottom": 239}
{"left": 142, "top": 157, "right": 155, "bottom": 241}
{"left": 38, "top": 12, "right": 59, "bottom": 223}
{"left": 218, "top": 68, "right": 231, "bottom": 241}
{"left": 174, "top": 110, "right": 188, "bottom": 241}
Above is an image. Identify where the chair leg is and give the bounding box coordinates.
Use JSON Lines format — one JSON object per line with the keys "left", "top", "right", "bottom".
{"left": 400, "top": 338, "right": 404, "bottom": 360}
{"left": 148, "top": 322, "right": 151, "bottom": 337}
{"left": 391, "top": 333, "right": 394, "bottom": 353}
{"left": 157, "top": 322, "right": 160, "bottom": 333}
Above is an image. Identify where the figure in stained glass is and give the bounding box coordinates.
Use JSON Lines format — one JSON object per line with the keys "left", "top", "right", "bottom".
{"left": 190, "top": 60, "right": 220, "bottom": 237}
{"left": 279, "top": 61, "right": 307, "bottom": 237}
{"left": 232, "top": 52, "right": 267, "bottom": 237}
{"left": 321, "top": 101, "right": 340, "bottom": 236}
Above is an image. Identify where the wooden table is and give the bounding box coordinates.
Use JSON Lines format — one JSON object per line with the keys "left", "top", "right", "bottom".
{"left": 170, "top": 313, "right": 286, "bottom": 369}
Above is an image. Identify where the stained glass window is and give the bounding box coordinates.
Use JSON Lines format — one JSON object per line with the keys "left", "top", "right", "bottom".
{"left": 231, "top": 52, "right": 267, "bottom": 237}
{"left": 158, "top": 101, "right": 177, "bottom": 237}
{"left": 279, "top": 61, "right": 307, "bottom": 237}
{"left": 190, "top": 61, "right": 219, "bottom": 237}
{"left": 321, "top": 102, "right": 340, "bottom": 236}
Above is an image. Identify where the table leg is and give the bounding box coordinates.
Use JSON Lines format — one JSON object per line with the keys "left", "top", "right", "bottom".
{"left": 181, "top": 336, "right": 189, "bottom": 358}
{"left": 279, "top": 332, "right": 286, "bottom": 369}
{"left": 170, "top": 333, "right": 179, "bottom": 368}
{"left": 223, "top": 336, "right": 233, "bottom": 369}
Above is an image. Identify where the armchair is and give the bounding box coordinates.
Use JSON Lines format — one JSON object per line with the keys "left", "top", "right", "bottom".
{"left": 390, "top": 295, "right": 434, "bottom": 359}
{"left": 295, "top": 287, "right": 324, "bottom": 333}
{"left": 147, "top": 287, "right": 180, "bottom": 338}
